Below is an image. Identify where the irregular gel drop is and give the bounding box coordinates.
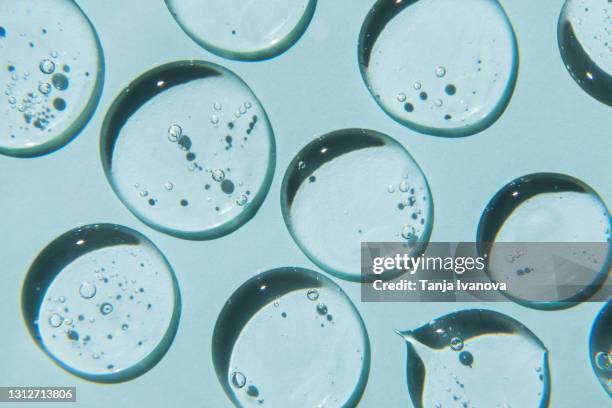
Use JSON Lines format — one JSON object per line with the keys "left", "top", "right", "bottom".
{"left": 212, "top": 267, "right": 370, "bottom": 407}
{"left": 165, "top": 0, "right": 317, "bottom": 60}
{"left": 358, "top": 0, "right": 518, "bottom": 137}
{"left": 0, "top": 0, "right": 103, "bottom": 157}
{"left": 22, "top": 224, "right": 181, "bottom": 382}
{"left": 558, "top": 0, "right": 612, "bottom": 106}
{"left": 478, "top": 173, "right": 612, "bottom": 309}
{"left": 397, "top": 309, "right": 550, "bottom": 408}
{"left": 281, "top": 129, "right": 433, "bottom": 281}
{"left": 101, "top": 61, "right": 275, "bottom": 240}
{"left": 590, "top": 301, "right": 612, "bottom": 396}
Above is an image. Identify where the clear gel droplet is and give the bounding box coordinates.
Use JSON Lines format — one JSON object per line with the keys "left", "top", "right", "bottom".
{"left": 396, "top": 309, "right": 550, "bottom": 408}
{"left": 478, "top": 173, "right": 612, "bottom": 309}
{"left": 212, "top": 267, "right": 370, "bottom": 407}
{"left": 590, "top": 301, "right": 612, "bottom": 396}
{"left": 558, "top": 0, "right": 612, "bottom": 106}
{"left": 281, "top": 129, "right": 433, "bottom": 281}
{"left": 101, "top": 61, "right": 275, "bottom": 240}
{"left": 358, "top": 0, "right": 518, "bottom": 137}
{"left": 0, "top": 0, "right": 104, "bottom": 157}
{"left": 165, "top": 0, "right": 317, "bottom": 60}
{"left": 22, "top": 224, "right": 181, "bottom": 382}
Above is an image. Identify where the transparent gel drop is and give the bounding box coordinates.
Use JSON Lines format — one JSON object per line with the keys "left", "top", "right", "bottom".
{"left": 590, "top": 301, "right": 612, "bottom": 396}
{"left": 281, "top": 129, "right": 433, "bottom": 281}
{"left": 101, "top": 61, "right": 275, "bottom": 240}
{"left": 212, "top": 267, "right": 370, "bottom": 407}
{"left": 358, "top": 0, "right": 518, "bottom": 137}
{"left": 558, "top": 0, "right": 612, "bottom": 106}
{"left": 0, "top": 0, "right": 103, "bottom": 157}
{"left": 165, "top": 0, "right": 317, "bottom": 61}
{"left": 396, "top": 309, "right": 550, "bottom": 408}
{"left": 478, "top": 173, "right": 612, "bottom": 309}
{"left": 22, "top": 224, "right": 181, "bottom": 382}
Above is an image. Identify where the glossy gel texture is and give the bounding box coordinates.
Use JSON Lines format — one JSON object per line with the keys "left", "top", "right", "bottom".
{"left": 101, "top": 61, "right": 275, "bottom": 240}
{"left": 281, "top": 129, "right": 433, "bottom": 282}
{"left": 0, "top": 0, "right": 103, "bottom": 157}
{"left": 358, "top": 0, "right": 518, "bottom": 137}
{"left": 21, "top": 224, "right": 181, "bottom": 383}
{"left": 559, "top": 0, "right": 612, "bottom": 106}
{"left": 397, "top": 309, "right": 550, "bottom": 408}
{"left": 590, "top": 301, "right": 612, "bottom": 397}
{"left": 212, "top": 267, "right": 370, "bottom": 407}
{"left": 165, "top": 0, "right": 317, "bottom": 60}
{"left": 478, "top": 173, "right": 612, "bottom": 309}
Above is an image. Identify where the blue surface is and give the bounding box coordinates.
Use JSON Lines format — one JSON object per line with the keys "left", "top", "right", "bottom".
{"left": 0, "top": 0, "right": 610, "bottom": 406}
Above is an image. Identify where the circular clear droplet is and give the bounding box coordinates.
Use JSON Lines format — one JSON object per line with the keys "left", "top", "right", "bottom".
{"left": 0, "top": 0, "right": 104, "bottom": 157}
{"left": 281, "top": 129, "right": 433, "bottom": 281}
{"left": 101, "top": 61, "right": 275, "bottom": 240}
{"left": 478, "top": 173, "right": 612, "bottom": 309}
{"left": 212, "top": 267, "right": 370, "bottom": 407}
{"left": 79, "top": 281, "right": 96, "bottom": 299}
{"left": 165, "top": 0, "right": 317, "bottom": 60}
{"left": 358, "top": 0, "right": 518, "bottom": 137}
{"left": 558, "top": 0, "right": 612, "bottom": 106}
{"left": 450, "top": 336, "right": 464, "bottom": 351}
{"left": 590, "top": 301, "right": 612, "bottom": 396}
{"left": 21, "top": 224, "right": 181, "bottom": 382}
{"left": 39, "top": 59, "right": 55, "bottom": 75}
{"left": 397, "top": 309, "right": 549, "bottom": 407}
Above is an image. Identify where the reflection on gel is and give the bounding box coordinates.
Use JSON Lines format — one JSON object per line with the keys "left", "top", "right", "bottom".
{"left": 397, "top": 309, "right": 550, "bottom": 408}
{"left": 212, "top": 267, "right": 370, "bottom": 407}
{"left": 21, "top": 224, "right": 181, "bottom": 382}
{"left": 590, "top": 301, "right": 612, "bottom": 396}
{"left": 101, "top": 61, "right": 275, "bottom": 240}
{"left": 165, "top": 0, "right": 317, "bottom": 60}
{"left": 281, "top": 129, "right": 433, "bottom": 281}
{"left": 0, "top": 0, "right": 103, "bottom": 157}
{"left": 558, "top": 0, "right": 612, "bottom": 106}
{"left": 358, "top": 0, "right": 518, "bottom": 137}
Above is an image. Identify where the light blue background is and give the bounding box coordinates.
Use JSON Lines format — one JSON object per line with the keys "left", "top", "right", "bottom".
{"left": 0, "top": 0, "right": 610, "bottom": 406}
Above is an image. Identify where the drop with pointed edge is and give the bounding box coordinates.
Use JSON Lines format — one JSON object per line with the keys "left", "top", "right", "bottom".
{"left": 396, "top": 309, "right": 550, "bottom": 408}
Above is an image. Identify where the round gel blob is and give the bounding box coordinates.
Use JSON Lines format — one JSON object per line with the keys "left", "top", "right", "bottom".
{"left": 590, "top": 301, "right": 612, "bottom": 397}
{"left": 212, "top": 267, "right": 370, "bottom": 407}
{"left": 0, "top": 0, "right": 103, "bottom": 157}
{"left": 281, "top": 129, "right": 433, "bottom": 281}
{"left": 558, "top": 0, "right": 612, "bottom": 106}
{"left": 101, "top": 60, "right": 275, "bottom": 240}
{"left": 21, "top": 224, "right": 181, "bottom": 383}
{"left": 358, "top": 0, "right": 518, "bottom": 137}
{"left": 397, "top": 309, "right": 550, "bottom": 408}
{"left": 478, "top": 173, "right": 612, "bottom": 309}
{"left": 165, "top": 0, "right": 317, "bottom": 60}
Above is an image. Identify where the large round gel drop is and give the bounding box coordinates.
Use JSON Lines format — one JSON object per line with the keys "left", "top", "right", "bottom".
{"left": 212, "top": 267, "right": 370, "bottom": 407}
{"left": 478, "top": 173, "right": 612, "bottom": 309}
{"left": 358, "top": 0, "right": 518, "bottom": 137}
{"left": 0, "top": 0, "right": 104, "bottom": 157}
{"left": 22, "top": 224, "right": 181, "bottom": 382}
{"left": 101, "top": 61, "right": 275, "bottom": 240}
{"left": 281, "top": 129, "right": 433, "bottom": 281}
